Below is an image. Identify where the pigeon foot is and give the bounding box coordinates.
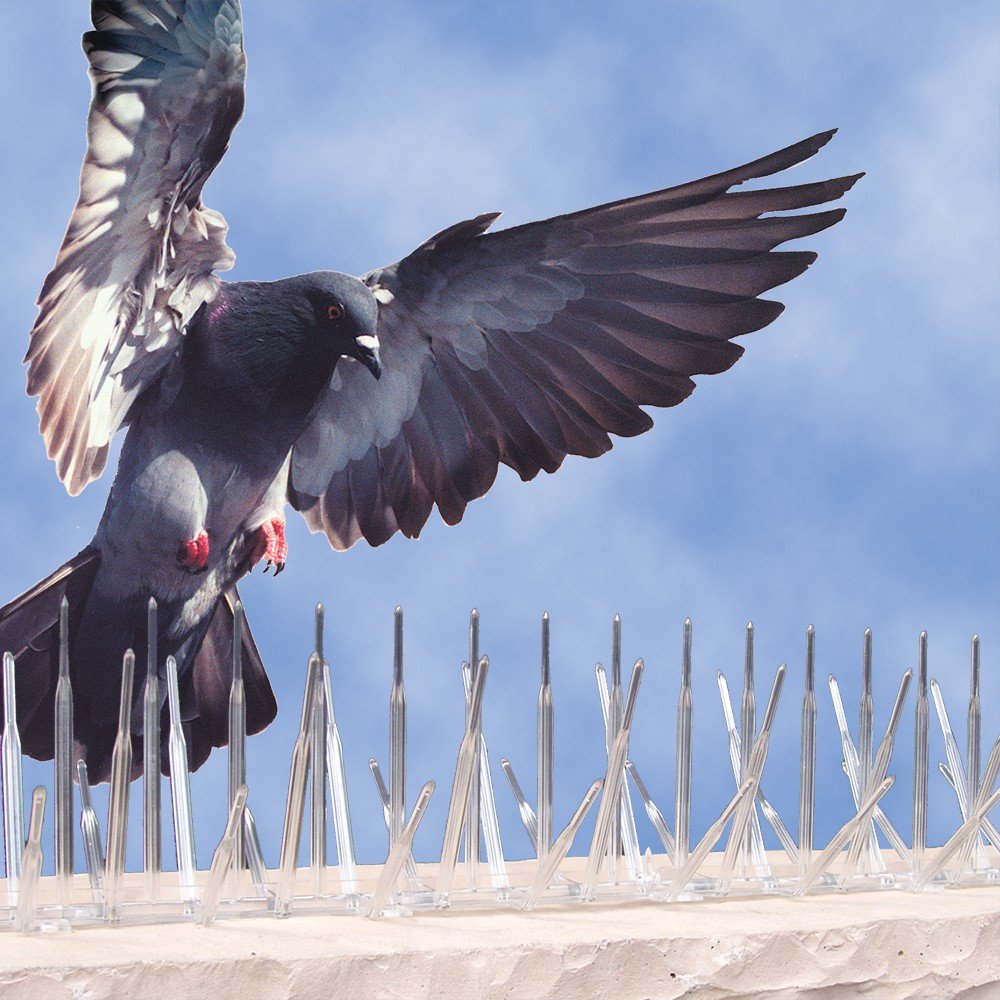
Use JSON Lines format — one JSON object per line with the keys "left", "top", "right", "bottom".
{"left": 177, "top": 530, "right": 210, "bottom": 573}
{"left": 250, "top": 517, "right": 287, "bottom": 575}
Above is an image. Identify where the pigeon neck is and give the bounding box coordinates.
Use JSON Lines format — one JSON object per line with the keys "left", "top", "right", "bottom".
{"left": 185, "top": 283, "right": 338, "bottom": 430}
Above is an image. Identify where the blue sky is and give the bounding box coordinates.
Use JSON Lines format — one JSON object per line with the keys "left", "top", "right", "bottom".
{"left": 0, "top": 2, "right": 996, "bottom": 875}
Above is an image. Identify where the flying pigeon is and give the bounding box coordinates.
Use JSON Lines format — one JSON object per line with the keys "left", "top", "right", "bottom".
{"left": 0, "top": 0, "right": 861, "bottom": 781}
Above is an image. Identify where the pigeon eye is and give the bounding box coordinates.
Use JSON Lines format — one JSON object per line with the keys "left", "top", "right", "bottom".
{"left": 327, "top": 303, "right": 344, "bottom": 321}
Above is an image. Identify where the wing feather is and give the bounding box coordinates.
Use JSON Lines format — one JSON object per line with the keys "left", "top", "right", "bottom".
{"left": 26, "top": 0, "right": 246, "bottom": 494}
{"left": 291, "top": 132, "right": 861, "bottom": 548}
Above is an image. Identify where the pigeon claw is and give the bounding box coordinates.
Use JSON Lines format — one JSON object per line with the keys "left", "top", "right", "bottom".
{"left": 177, "top": 530, "right": 210, "bottom": 574}
{"left": 250, "top": 517, "right": 287, "bottom": 575}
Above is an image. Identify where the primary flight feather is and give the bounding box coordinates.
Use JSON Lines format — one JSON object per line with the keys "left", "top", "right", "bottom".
{"left": 1, "top": 0, "right": 861, "bottom": 780}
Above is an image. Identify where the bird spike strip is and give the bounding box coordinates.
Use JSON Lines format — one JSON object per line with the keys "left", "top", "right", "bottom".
{"left": 0, "top": 611, "right": 996, "bottom": 932}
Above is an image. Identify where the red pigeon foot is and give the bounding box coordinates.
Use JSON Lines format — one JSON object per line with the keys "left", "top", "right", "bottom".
{"left": 250, "top": 517, "right": 287, "bottom": 575}
{"left": 177, "top": 530, "right": 210, "bottom": 573}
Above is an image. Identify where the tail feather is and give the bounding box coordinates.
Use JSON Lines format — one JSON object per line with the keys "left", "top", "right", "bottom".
{"left": 0, "top": 549, "right": 101, "bottom": 761}
{"left": 0, "top": 552, "right": 277, "bottom": 783}
{"left": 178, "top": 588, "right": 277, "bottom": 774}
{"left": 0, "top": 549, "right": 101, "bottom": 659}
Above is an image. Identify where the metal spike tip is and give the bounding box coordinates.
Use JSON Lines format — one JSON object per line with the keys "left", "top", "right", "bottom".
{"left": 314, "top": 603, "right": 325, "bottom": 659}
{"left": 678, "top": 631, "right": 692, "bottom": 688}
{"left": 393, "top": 606, "right": 404, "bottom": 683}
{"left": 804, "top": 625, "right": 816, "bottom": 691}
{"left": 762, "top": 662, "right": 787, "bottom": 722}
{"left": 970, "top": 636, "right": 980, "bottom": 694}
{"left": 58, "top": 601, "right": 70, "bottom": 680}
{"left": 540, "top": 614, "right": 550, "bottom": 685}
{"left": 147, "top": 598, "right": 159, "bottom": 678}
{"left": 623, "top": 658, "right": 644, "bottom": 729}
{"left": 611, "top": 614, "right": 622, "bottom": 685}
{"left": 744, "top": 623, "right": 755, "bottom": 676}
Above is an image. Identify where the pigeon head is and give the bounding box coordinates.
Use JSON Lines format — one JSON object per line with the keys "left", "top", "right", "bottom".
{"left": 298, "top": 271, "right": 382, "bottom": 380}
{"left": 181, "top": 272, "right": 383, "bottom": 430}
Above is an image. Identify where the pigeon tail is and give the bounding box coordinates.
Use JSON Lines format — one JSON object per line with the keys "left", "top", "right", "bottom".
{"left": 0, "top": 553, "right": 276, "bottom": 783}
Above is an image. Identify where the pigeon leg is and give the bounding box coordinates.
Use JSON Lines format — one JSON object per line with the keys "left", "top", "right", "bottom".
{"left": 250, "top": 517, "right": 287, "bottom": 575}
{"left": 176, "top": 530, "right": 210, "bottom": 573}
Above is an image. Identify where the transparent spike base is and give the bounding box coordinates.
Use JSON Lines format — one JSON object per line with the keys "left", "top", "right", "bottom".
{"left": 646, "top": 853, "right": 789, "bottom": 901}
{"left": 912, "top": 858, "right": 1000, "bottom": 891}
{"left": 11, "top": 873, "right": 199, "bottom": 929}
{"left": 3, "top": 841, "right": 1000, "bottom": 931}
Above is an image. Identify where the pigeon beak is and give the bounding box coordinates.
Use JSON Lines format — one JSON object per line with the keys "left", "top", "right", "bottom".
{"left": 354, "top": 334, "right": 382, "bottom": 380}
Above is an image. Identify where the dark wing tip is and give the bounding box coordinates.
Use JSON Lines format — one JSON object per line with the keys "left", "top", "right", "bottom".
{"left": 724, "top": 129, "right": 843, "bottom": 189}
{"left": 792, "top": 128, "right": 839, "bottom": 159}
{"left": 811, "top": 173, "right": 865, "bottom": 204}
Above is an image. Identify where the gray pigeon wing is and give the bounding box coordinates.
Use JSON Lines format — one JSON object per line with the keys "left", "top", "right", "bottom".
{"left": 26, "top": 0, "right": 246, "bottom": 494}
{"left": 290, "top": 131, "right": 862, "bottom": 549}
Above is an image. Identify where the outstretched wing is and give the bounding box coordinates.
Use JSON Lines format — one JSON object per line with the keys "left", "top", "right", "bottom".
{"left": 26, "top": 0, "right": 246, "bottom": 494}
{"left": 291, "top": 131, "right": 862, "bottom": 550}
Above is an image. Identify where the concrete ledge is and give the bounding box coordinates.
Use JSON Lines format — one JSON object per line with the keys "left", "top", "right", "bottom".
{"left": 0, "top": 883, "right": 996, "bottom": 999}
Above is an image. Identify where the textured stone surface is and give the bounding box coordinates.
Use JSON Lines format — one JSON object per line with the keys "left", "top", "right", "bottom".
{"left": 1, "top": 882, "right": 997, "bottom": 999}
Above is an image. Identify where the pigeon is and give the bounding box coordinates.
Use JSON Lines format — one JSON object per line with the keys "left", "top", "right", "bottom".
{"left": 0, "top": 0, "right": 861, "bottom": 782}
